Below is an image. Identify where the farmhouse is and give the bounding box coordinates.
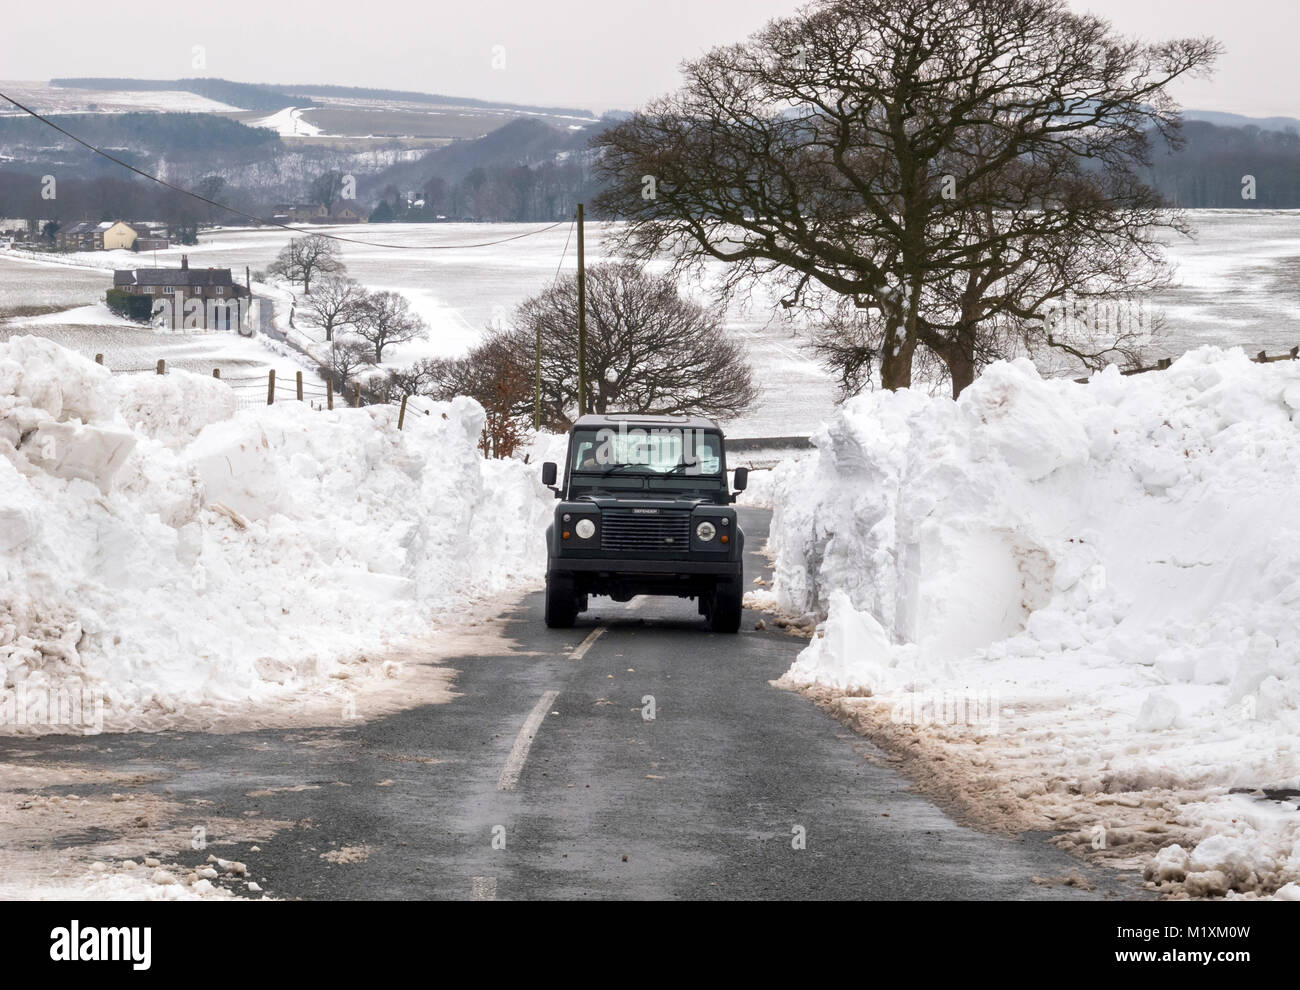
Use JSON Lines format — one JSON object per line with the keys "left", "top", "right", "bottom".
{"left": 57, "top": 219, "right": 138, "bottom": 251}
{"left": 269, "top": 203, "right": 329, "bottom": 223}
{"left": 130, "top": 223, "right": 171, "bottom": 252}
{"left": 111, "top": 256, "right": 249, "bottom": 329}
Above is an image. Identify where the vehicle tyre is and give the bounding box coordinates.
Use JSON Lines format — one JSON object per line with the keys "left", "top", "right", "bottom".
{"left": 545, "top": 572, "right": 578, "bottom": 628}
{"left": 707, "top": 579, "right": 742, "bottom": 634}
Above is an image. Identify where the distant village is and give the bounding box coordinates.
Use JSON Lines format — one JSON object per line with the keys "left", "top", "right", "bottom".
{"left": 0, "top": 199, "right": 367, "bottom": 254}
{"left": 0, "top": 200, "right": 367, "bottom": 331}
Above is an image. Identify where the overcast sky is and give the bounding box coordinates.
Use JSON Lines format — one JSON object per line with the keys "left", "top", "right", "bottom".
{"left": 2, "top": 0, "right": 1296, "bottom": 117}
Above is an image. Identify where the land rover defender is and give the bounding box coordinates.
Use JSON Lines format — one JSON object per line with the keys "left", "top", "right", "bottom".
{"left": 540, "top": 414, "right": 749, "bottom": 632}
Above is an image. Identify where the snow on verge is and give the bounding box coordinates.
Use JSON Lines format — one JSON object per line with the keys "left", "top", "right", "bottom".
{"left": 0, "top": 336, "right": 552, "bottom": 729}
{"left": 770, "top": 348, "right": 1300, "bottom": 898}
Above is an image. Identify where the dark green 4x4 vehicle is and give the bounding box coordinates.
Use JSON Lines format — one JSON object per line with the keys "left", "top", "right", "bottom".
{"left": 541, "top": 414, "right": 749, "bottom": 633}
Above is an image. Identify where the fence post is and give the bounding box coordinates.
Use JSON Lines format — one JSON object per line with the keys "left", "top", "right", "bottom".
{"left": 296, "top": 370, "right": 304, "bottom": 401}
{"left": 267, "top": 369, "right": 275, "bottom": 406}
{"left": 351, "top": 383, "right": 361, "bottom": 408}
{"left": 212, "top": 368, "right": 221, "bottom": 379}
{"left": 398, "top": 394, "right": 408, "bottom": 430}
{"left": 94, "top": 353, "right": 103, "bottom": 365}
{"left": 327, "top": 374, "right": 334, "bottom": 411}
{"left": 156, "top": 359, "right": 165, "bottom": 375}
{"left": 1157, "top": 358, "right": 1171, "bottom": 370}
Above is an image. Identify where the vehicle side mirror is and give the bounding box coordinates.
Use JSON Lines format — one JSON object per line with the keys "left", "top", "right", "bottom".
{"left": 733, "top": 467, "right": 749, "bottom": 492}
{"left": 541, "top": 461, "right": 558, "bottom": 487}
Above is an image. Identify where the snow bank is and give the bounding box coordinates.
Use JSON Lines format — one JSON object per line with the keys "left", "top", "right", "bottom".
{"left": 0, "top": 336, "right": 552, "bottom": 728}
{"left": 771, "top": 348, "right": 1300, "bottom": 897}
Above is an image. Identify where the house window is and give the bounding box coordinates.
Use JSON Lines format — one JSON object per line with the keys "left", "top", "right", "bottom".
{"left": 163, "top": 286, "right": 174, "bottom": 294}
{"left": 215, "top": 287, "right": 223, "bottom": 295}
{"left": 144, "top": 287, "right": 155, "bottom": 294}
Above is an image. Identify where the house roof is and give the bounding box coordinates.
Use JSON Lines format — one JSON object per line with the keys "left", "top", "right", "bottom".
{"left": 63, "top": 220, "right": 131, "bottom": 235}
{"left": 113, "top": 267, "right": 236, "bottom": 287}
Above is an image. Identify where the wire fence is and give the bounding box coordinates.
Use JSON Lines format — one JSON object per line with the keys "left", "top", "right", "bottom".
{"left": 95, "top": 353, "right": 440, "bottom": 427}
{"left": 1074, "top": 345, "right": 1300, "bottom": 384}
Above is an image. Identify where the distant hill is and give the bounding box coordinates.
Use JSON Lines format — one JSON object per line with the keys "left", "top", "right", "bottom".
{"left": 48, "top": 77, "right": 599, "bottom": 122}
{"left": 1183, "top": 109, "right": 1300, "bottom": 134}
{"left": 275, "top": 83, "right": 596, "bottom": 120}
{"left": 51, "top": 77, "right": 309, "bottom": 112}
{"left": 364, "top": 116, "right": 616, "bottom": 222}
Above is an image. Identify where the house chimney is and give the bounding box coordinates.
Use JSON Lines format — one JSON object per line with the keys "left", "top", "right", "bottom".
{"left": 181, "top": 254, "right": 189, "bottom": 270}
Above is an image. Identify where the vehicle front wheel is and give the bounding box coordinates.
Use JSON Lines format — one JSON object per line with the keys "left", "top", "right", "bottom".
{"left": 706, "top": 579, "right": 742, "bottom": 634}
{"left": 545, "top": 572, "right": 578, "bottom": 628}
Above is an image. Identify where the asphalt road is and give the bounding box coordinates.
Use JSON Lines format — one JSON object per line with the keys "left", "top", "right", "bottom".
{"left": 4, "top": 508, "right": 1143, "bottom": 900}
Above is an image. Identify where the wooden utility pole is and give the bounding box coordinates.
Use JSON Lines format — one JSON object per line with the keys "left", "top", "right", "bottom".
{"left": 576, "top": 202, "right": 587, "bottom": 417}
{"left": 534, "top": 317, "right": 542, "bottom": 431}
{"left": 267, "top": 369, "right": 275, "bottom": 405}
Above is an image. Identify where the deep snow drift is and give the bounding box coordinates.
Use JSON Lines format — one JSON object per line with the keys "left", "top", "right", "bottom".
{"left": 0, "top": 335, "right": 553, "bottom": 730}
{"left": 768, "top": 348, "right": 1300, "bottom": 898}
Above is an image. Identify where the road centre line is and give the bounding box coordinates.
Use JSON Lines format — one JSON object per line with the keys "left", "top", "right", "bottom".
{"left": 570, "top": 626, "right": 606, "bottom": 660}
{"left": 497, "top": 690, "right": 561, "bottom": 791}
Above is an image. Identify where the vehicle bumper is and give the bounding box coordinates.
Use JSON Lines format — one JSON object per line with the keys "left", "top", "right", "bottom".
{"left": 549, "top": 556, "right": 741, "bottom": 578}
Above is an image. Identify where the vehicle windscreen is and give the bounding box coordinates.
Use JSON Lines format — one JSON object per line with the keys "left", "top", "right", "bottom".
{"left": 569, "top": 427, "right": 723, "bottom": 478}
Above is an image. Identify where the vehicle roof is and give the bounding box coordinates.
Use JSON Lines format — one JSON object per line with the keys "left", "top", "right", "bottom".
{"left": 572, "top": 413, "right": 722, "bottom": 432}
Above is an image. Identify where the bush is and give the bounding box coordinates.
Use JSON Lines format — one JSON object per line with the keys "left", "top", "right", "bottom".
{"left": 105, "top": 289, "right": 154, "bottom": 323}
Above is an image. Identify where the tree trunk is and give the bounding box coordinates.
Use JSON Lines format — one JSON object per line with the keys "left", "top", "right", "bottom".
{"left": 879, "top": 317, "right": 919, "bottom": 391}
{"left": 925, "top": 323, "right": 978, "bottom": 398}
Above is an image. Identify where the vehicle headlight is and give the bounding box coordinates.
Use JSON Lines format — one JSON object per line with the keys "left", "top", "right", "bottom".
{"left": 575, "top": 518, "right": 596, "bottom": 540}
{"left": 696, "top": 521, "right": 716, "bottom": 542}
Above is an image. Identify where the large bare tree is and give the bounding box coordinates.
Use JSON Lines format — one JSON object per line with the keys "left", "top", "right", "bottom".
{"left": 593, "top": 0, "right": 1219, "bottom": 394}
{"left": 268, "top": 234, "right": 346, "bottom": 295}
{"left": 353, "top": 290, "right": 426, "bottom": 363}
{"left": 407, "top": 262, "right": 755, "bottom": 434}
{"left": 305, "top": 275, "right": 365, "bottom": 342}
{"left": 510, "top": 261, "right": 755, "bottom": 428}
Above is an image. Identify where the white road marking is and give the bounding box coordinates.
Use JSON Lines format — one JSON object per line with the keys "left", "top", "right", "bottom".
{"left": 470, "top": 876, "right": 497, "bottom": 901}
{"left": 570, "top": 626, "right": 606, "bottom": 660}
{"left": 498, "top": 689, "right": 561, "bottom": 791}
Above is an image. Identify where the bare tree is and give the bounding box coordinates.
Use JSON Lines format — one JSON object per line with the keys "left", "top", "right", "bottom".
{"left": 305, "top": 275, "right": 365, "bottom": 342}
{"left": 318, "top": 336, "right": 372, "bottom": 394}
{"left": 593, "top": 0, "right": 1219, "bottom": 394}
{"left": 268, "top": 234, "right": 346, "bottom": 295}
{"left": 411, "top": 333, "right": 533, "bottom": 457}
{"left": 353, "top": 290, "right": 426, "bottom": 363}
{"left": 507, "top": 261, "right": 755, "bottom": 429}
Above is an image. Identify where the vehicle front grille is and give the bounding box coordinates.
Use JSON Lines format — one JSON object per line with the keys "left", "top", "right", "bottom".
{"left": 600, "top": 509, "right": 692, "bottom": 554}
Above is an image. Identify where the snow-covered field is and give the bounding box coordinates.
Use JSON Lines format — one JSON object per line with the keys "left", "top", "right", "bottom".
{"left": 764, "top": 347, "right": 1300, "bottom": 899}
{"left": 7, "top": 211, "right": 1300, "bottom": 439}
{"left": 0, "top": 336, "right": 554, "bottom": 732}
{"left": 0, "top": 223, "right": 839, "bottom": 437}
{"left": 0, "top": 80, "right": 240, "bottom": 116}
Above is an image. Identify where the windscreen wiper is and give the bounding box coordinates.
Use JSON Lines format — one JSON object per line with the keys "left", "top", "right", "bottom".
{"left": 662, "top": 462, "right": 711, "bottom": 476}
{"left": 597, "top": 463, "right": 644, "bottom": 477}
